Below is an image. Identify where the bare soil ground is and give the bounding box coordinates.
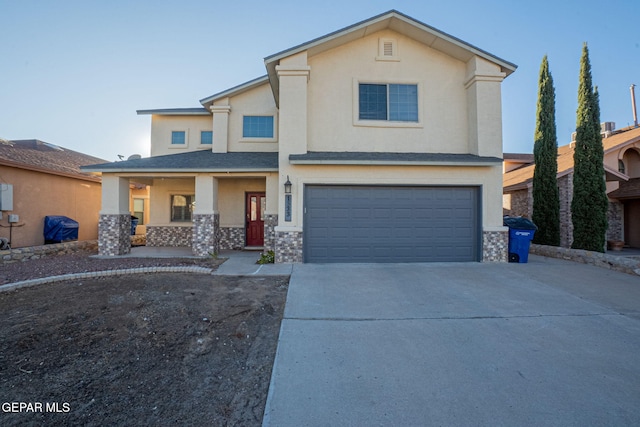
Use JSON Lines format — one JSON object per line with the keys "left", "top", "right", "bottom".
{"left": 0, "top": 262, "right": 289, "bottom": 426}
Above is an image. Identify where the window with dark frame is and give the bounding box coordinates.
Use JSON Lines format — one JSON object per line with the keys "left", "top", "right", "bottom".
{"left": 359, "top": 83, "right": 418, "bottom": 122}
{"left": 171, "top": 195, "right": 195, "bottom": 222}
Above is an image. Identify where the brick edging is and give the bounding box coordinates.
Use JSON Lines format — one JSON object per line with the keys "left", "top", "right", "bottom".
{"left": 0, "top": 266, "right": 214, "bottom": 293}
{"left": 530, "top": 244, "right": 640, "bottom": 276}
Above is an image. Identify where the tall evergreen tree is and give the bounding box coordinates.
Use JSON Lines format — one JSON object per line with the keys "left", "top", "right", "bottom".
{"left": 532, "top": 55, "right": 560, "bottom": 246}
{"left": 571, "top": 43, "right": 608, "bottom": 252}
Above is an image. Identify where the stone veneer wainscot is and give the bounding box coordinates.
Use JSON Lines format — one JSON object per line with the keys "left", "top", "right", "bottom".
{"left": 482, "top": 229, "right": 508, "bottom": 262}
{"left": 275, "top": 230, "right": 303, "bottom": 263}
{"left": 192, "top": 214, "right": 219, "bottom": 256}
{"left": 146, "top": 225, "right": 192, "bottom": 247}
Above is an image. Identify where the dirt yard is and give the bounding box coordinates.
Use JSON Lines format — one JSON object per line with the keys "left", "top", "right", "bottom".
{"left": 0, "top": 272, "right": 289, "bottom": 426}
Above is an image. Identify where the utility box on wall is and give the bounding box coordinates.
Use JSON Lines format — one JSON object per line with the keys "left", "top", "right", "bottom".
{"left": 0, "top": 184, "right": 13, "bottom": 211}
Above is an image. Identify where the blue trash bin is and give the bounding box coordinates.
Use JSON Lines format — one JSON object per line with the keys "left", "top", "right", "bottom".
{"left": 130, "top": 216, "right": 139, "bottom": 236}
{"left": 503, "top": 217, "right": 537, "bottom": 263}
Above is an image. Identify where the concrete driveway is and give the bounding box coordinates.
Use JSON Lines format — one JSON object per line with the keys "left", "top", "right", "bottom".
{"left": 263, "top": 255, "right": 640, "bottom": 426}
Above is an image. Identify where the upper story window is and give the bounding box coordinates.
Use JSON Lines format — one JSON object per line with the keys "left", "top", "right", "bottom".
{"left": 200, "top": 131, "right": 213, "bottom": 145}
{"left": 359, "top": 83, "right": 418, "bottom": 122}
{"left": 171, "top": 131, "right": 186, "bottom": 145}
{"left": 243, "top": 116, "right": 274, "bottom": 138}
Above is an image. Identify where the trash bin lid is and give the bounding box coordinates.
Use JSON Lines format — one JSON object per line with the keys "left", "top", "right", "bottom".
{"left": 503, "top": 216, "right": 538, "bottom": 230}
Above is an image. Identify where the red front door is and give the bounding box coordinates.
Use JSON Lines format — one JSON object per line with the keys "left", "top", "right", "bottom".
{"left": 246, "top": 192, "right": 265, "bottom": 247}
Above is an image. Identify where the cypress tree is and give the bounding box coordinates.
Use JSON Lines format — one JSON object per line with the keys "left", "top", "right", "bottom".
{"left": 532, "top": 55, "right": 560, "bottom": 246}
{"left": 571, "top": 43, "right": 608, "bottom": 252}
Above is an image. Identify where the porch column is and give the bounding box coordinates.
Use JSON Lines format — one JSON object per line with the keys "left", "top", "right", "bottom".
{"left": 211, "top": 102, "right": 230, "bottom": 153}
{"left": 192, "top": 175, "right": 219, "bottom": 256}
{"left": 98, "top": 175, "right": 131, "bottom": 256}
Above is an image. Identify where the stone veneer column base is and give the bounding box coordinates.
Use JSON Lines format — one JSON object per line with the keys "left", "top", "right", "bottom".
{"left": 192, "top": 213, "right": 219, "bottom": 256}
{"left": 275, "top": 230, "right": 303, "bottom": 263}
{"left": 482, "top": 229, "right": 508, "bottom": 262}
{"left": 264, "top": 214, "right": 278, "bottom": 252}
{"left": 98, "top": 214, "right": 131, "bottom": 256}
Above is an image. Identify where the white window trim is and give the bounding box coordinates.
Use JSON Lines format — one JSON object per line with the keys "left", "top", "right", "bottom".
{"left": 170, "top": 129, "right": 189, "bottom": 149}
{"left": 239, "top": 114, "right": 278, "bottom": 143}
{"left": 352, "top": 78, "right": 424, "bottom": 128}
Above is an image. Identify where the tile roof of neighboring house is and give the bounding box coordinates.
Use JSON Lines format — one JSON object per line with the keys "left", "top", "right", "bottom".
{"left": 503, "top": 126, "right": 640, "bottom": 192}
{"left": 81, "top": 151, "right": 278, "bottom": 173}
{"left": 504, "top": 153, "right": 534, "bottom": 162}
{"left": 0, "top": 139, "right": 106, "bottom": 182}
{"left": 289, "top": 152, "right": 502, "bottom": 165}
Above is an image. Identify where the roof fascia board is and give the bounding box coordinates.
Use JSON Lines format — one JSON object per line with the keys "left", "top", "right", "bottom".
{"left": 81, "top": 167, "right": 279, "bottom": 173}
{"left": 199, "top": 75, "right": 269, "bottom": 106}
{"left": 0, "top": 159, "right": 102, "bottom": 182}
{"left": 289, "top": 159, "right": 501, "bottom": 166}
{"left": 264, "top": 10, "right": 516, "bottom": 71}
{"left": 136, "top": 108, "right": 209, "bottom": 116}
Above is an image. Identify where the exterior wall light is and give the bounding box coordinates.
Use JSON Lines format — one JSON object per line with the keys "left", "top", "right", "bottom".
{"left": 284, "top": 175, "right": 292, "bottom": 194}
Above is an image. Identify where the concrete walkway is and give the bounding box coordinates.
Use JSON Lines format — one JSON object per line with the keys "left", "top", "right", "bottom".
{"left": 263, "top": 255, "right": 640, "bottom": 426}
{"left": 213, "top": 250, "right": 293, "bottom": 276}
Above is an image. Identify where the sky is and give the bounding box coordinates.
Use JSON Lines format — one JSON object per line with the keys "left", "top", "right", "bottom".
{"left": 1, "top": 0, "right": 639, "bottom": 162}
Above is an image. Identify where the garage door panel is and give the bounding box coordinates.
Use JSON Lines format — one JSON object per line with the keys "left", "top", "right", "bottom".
{"left": 304, "top": 185, "right": 479, "bottom": 263}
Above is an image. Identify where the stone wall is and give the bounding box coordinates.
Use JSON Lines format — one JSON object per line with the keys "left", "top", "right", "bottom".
{"left": 1, "top": 240, "right": 98, "bottom": 264}
{"left": 482, "top": 230, "right": 508, "bottom": 262}
{"left": 264, "top": 214, "right": 278, "bottom": 252}
{"left": 219, "top": 227, "right": 244, "bottom": 250}
{"left": 98, "top": 214, "right": 131, "bottom": 256}
{"left": 146, "top": 225, "right": 192, "bottom": 247}
{"left": 504, "top": 189, "right": 531, "bottom": 218}
{"left": 275, "top": 230, "right": 303, "bottom": 263}
{"left": 607, "top": 201, "right": 623, "bottom": 242}
{"left": 531, "top": 243, "right": 640, "bottom": 276}
{"left": 192, "top": 214, "right": 219, "bottom": 256}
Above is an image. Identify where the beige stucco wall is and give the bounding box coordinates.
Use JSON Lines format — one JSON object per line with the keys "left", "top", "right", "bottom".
{"left": 223, "top": 84, "right": 279, "bottom": 153}
{"left": 145, "top": 176, "right": 267, "bottom": 228}
{"left": 149, "top": 115, "right": 213, "bottom": 156}
{"left": 276, "top": 164, "right": 504, "bottom": 232}
{"left": 0, "top": 166, "right": 101, "bottom": 248}
{"left": 307, "top": 30, "right": 468, "bottom": 154}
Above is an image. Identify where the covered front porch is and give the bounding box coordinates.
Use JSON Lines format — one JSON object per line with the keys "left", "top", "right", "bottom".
{"left": 98, "top": 172, "right": 279, "bottom": 257}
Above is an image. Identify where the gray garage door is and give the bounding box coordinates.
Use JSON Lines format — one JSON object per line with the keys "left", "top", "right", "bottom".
{"left": 304, "top": 185, "right": 480, "bottom": 263}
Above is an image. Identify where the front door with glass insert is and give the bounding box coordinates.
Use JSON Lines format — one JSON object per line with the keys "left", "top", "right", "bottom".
{"left": 245, "top": 192, "right": 265, "bottom": 247}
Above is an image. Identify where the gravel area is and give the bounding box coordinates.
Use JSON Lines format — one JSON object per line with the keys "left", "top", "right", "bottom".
{"left": 0, "top": 250, "right": 225, "bottom": 285}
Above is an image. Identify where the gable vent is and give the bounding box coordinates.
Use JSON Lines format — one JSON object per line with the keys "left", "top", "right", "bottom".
{"left": 383, "top": 41, "right": 394, "bottom": 56}
{"left": 377, "top": 38, "right": 399, "bottom": 62}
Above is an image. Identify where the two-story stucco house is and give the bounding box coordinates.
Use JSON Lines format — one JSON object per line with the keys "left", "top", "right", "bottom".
{"left": 83, "top": 10, "right": 516, "bottom": 263}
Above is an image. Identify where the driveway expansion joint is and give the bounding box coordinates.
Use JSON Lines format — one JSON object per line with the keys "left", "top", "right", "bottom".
{"left": 285, "top": 312, "right": 621, "bottom": 322}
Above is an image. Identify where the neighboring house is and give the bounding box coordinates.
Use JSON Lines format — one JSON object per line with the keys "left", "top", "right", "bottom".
{"left": 0, "top": 139, "right": 106, "bottom": 248}
{"left": 503, "top": 124, "right": 640, "bottom": 248}
{"left": 83, "top": 10, "right": 516, "bottom": 263}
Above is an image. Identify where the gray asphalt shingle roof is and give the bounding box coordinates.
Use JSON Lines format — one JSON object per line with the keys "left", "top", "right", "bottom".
{"left": 81, "top": 151, "right": 278, "bottom": 173}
